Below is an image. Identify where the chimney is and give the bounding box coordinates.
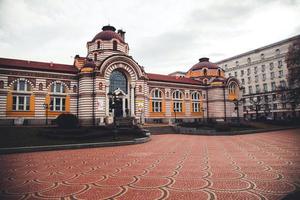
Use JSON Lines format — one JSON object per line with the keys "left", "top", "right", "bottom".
{"left": 117, "top": 29, "right": 126, "bottom": 41}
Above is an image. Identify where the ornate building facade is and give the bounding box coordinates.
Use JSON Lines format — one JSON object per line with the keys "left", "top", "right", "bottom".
{"left": 216, "top": 35, "right": 300, "bottom": 120}
{"left": 0, "top": 25, "right": 241, "bottom": 125}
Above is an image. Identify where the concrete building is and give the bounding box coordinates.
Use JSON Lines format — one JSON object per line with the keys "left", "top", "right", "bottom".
{"left": 0, "top": 25, "right": 241, "bottom": 125}
{"left": 216, "top": 35, "right": 300, "bottom": 120}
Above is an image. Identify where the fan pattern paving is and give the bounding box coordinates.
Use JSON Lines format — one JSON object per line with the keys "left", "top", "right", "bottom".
{"left": 0, "top": 129, "right": 300, "bottom": 199}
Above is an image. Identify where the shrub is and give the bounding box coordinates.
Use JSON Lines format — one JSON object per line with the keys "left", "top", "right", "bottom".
{"left": 55, "top": 113, "right": 79, "bottom": 129}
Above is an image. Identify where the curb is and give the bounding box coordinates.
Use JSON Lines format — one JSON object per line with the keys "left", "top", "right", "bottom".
{"left": 0, "top": 136, "right": 151, "bottom": 155}
{"left": 176, "top": 126, "right": 300, "bottom": 135}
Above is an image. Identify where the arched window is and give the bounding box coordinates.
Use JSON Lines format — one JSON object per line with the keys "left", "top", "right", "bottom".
{"left": 50, "top": 82, "right": 67, "bottom": 111}
{"left": 97, "top": 41, "right": 101, "bottom": 49}
{"left": 94, "top": 53, "right": 97, "bottom": 61}
{"left": 203, "top": 79, "right": 208, "bottom": 85}
{"left": 203, "top": 68, "right": 207, "bottom": 76}
{"left": 229, "top": 82, "right": 238, "bottom": 95}
{"left": 0, "top": 80, "right": 4, "bottom": 89}
{"left": 139, "top": 85, "right": 142, "bottom": 93}
{"left": 172, "top": 90, "right": 183, "bottom": 112}
{"left": 99, "top": 82, "right": 103, "bottom": 90}
{"left": 73, "top": 85, "right": 77, "bottom": 93}
{"left": 109, "top": 70, "right": 127, "bottom": 94}
{"left": 113, "top": 41, "right": 118, "bottom": 51}
{"left": 12, "top": 79, "right": 31, "bottom": 111}
{"left": 38, "top": 83, "right": 43, "bottom": 91}
{"left": 247, "top": 57, "right": 251, "bottom": 64}
{"left": 191, "top": 92, "right": 201, "bottom": 112}
{"left": 151, "top": 89, "right": 162, "bottom": 112}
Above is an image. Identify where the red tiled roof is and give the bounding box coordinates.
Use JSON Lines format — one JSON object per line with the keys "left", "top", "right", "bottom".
{"left": 147, "top": 73, "right": 202, "bottom": 85}
{"left": 0, "top": 57, "right": 78, "bottom": 74}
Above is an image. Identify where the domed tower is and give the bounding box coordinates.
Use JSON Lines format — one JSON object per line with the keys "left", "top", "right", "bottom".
{"left": 186, "top": 57, "right": 225, "bottom": 85}
{"left": 186, "top": 57, "right": 242, "bottom": 122}
{"left": 86, "top": 25, "right": 129, "bottom": 65}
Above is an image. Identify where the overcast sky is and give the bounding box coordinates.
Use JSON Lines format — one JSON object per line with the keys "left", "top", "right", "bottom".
{"left": 0, "top": 0, "right": 300, "bottom": 74}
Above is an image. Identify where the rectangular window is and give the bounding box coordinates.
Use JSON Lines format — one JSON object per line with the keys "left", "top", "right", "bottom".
{"left": 152, "top": 101, "right": 162, "bottom": 112}
{"left": 173, "top": 102, "right": 182, "bottom": 112}
{"left": 262, "top": 74, "right": 266, "bottom": 81}
{"left": 261, "top": 65, "right": 265, "bottom": 72}
{"left": 263, "top": 83, "right": 268, "bottom": 92}
{"left": 255, "top": 75, "right": 259, "bottom": 83}
{"left": 12, "top": 95, "right": 30, "bottom": 111}
{"left": 192, "top": 102, "right": 200, "bottom": 112}
{"left": 248, "top": 86, "right": 253, "bottom": 94}
{"left": 271, "top": 82, "right": 276, "bottom": 91}
{"left": 269, "top": 62, "right": 274, "bottom": 70}
{"left": 241, "top": 70, "right": 244, "bottom": 76}
{"left": 272, "top": 94, "right": 276, "bottom": 101}
{"left": 247, "top": 77, "right": 251, "bottom": 84}
{"left": 278, "top": 60, "right": 282, "bottom": 68}
{"left": 256, "top": 85, "right": 260, "bottom": 93}
{"left": 247, "top": 68, "right": 250, "bottom": 75}
{"left": 271, "top": 72, "right": 275, "bottom": 79}
{"left": 254, "top": 66, "right": 257, "bottom": 74}
{"left": 279, "top": 70, "right": 283, "bottom": 78}
{"left": 234, "top": 72, "right": 237, "bottom": 77}
{"left": 241, "top": 79, "right": 245, "bottom": 85}
{"left": 273, "top": 103, "right": 277, "bottom": 109}
{"left": 50, "top": 97, "right": 66, "bottom": 111}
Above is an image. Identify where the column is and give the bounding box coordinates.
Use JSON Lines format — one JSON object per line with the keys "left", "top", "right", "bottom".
{"left": 130, "top": 83, "right": 135, "bottom": 117}
{"left": 122, "top": 97, "right": 126, "bottom": 117}
{"left": 105, "top": 81, "right": 109, "bottom": 116}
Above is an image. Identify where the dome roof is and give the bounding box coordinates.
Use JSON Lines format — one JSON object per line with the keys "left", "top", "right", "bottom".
{"left": 91, "top": 25, "right": 125, "bottom": 43}
{"left": 189, "top": 57, "right": 219, "bottom": 71}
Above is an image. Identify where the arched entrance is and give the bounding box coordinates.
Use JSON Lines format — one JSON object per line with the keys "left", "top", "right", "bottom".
{"left": 108, "top": 70, "right": 129, "bottom": 117}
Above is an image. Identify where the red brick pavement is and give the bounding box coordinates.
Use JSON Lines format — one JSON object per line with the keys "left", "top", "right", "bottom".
{"left": 0, "top": 129, "right": 299, "bottom": 200}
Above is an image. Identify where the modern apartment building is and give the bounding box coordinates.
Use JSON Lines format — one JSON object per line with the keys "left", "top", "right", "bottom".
{"left": 216, "top": 35, "right": 300, "bottom": 120}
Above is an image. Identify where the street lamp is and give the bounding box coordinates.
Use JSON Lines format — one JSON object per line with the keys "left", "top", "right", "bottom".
{"left": 108, "top": 91, "right": 117, "bottom": 140}
{"left": 232, "top": 98, "right": 243, "bottom": 124}
{"left": 173, "top": 107, "right": 177, "bottom": 124}
{"left": 202, "top": 107, "right": 206, "bottom": 123}
{"left": 250, "top": 96, "right": 261, "bottom": 120}
{"left": 43, "top": 103, "right": 49, "bottom": 126}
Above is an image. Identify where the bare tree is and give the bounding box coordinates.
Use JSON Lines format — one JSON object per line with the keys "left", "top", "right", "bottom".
{"left": 281, "top": 38, "right": 300, "bottom": 117}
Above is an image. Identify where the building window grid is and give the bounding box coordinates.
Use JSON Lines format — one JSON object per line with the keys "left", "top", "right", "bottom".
{"left": 191, "top": 92, "right": 201, "bottom": 112}
{"left": 152, "top": 89, "right": 163, "bottom": 112}
{"left": 12, "top": 96, "right": 30, "bottom": 111}
{"left": 12, "top": 80, "right": 31, "bottom": 111}
{"left": 50, "top": 82, "right": 67, "bottom": 112}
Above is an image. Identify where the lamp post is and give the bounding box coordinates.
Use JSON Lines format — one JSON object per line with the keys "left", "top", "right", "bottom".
{"left": 232, "top": 98, "right": 242, "bottom": 124}
{"left": 108, "top": 92, "right": 117, "bottom": 140}
{"left": 250, "top": 96, "right": 261, "bottom": 121}
{"left": 202, "top": 107, "right": 206, "bottom": 123}
{"left": 173, "top": 107, "right": 177, "bottom": 124}
{"left": 43, "top": 103, "right": 49, "bottom": 126}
